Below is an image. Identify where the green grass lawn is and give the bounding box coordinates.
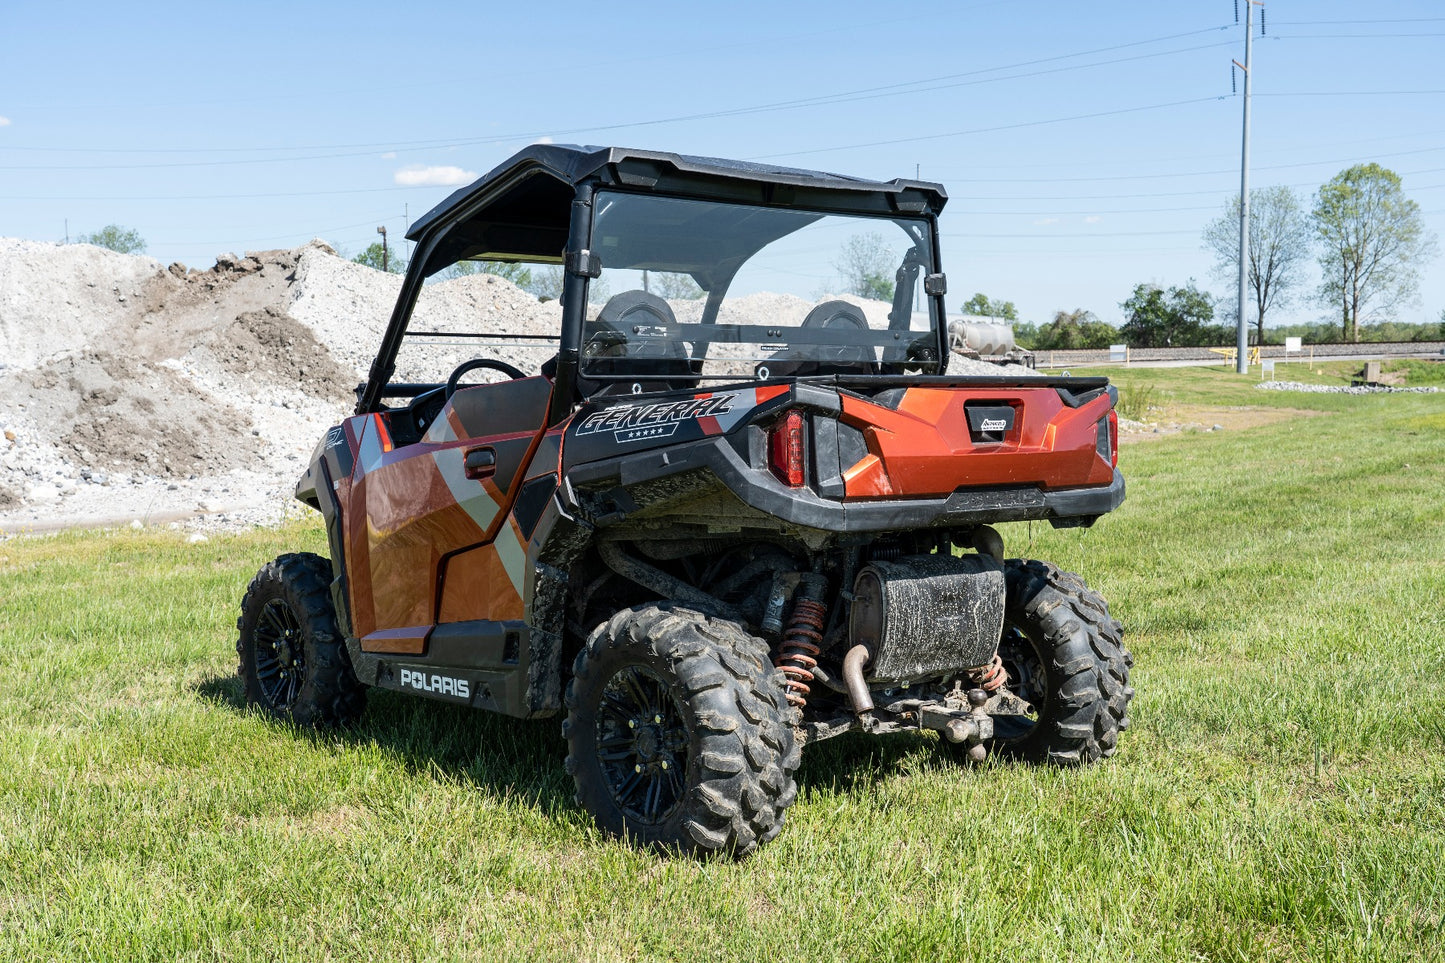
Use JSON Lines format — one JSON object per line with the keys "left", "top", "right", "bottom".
{"left": 2, "top": 373, "right": 1442, "bottom": 961}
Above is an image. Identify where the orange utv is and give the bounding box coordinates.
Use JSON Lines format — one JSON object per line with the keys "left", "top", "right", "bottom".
{"left": 237, "top": 146, "right": 1133, "bottom": 855}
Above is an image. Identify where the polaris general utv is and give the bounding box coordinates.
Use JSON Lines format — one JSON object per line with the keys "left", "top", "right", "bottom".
{"left": 238, "top": 145, "right": 1132, "bottom": 855}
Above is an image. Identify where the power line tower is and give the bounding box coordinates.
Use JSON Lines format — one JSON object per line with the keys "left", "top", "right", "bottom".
{"left": 1233, "top": 0, "right": 1264, "bottom": 373}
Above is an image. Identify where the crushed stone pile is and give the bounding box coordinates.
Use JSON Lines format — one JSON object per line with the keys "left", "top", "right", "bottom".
{"left": 0, "top": 237, "right": 1026, "bottom": 535}
{"left": 1257, "top": 380, "right": 1439, "bottom": 395}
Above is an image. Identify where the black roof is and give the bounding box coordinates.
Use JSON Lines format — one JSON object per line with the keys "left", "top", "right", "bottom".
{"left": 403, "top": 145, "right": 947, "bottom": 271}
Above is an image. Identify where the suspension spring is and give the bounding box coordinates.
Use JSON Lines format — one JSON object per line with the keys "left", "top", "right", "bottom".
{"left": 968, "top": 653, "right": 1009, "bottom": 694}
{"left": 775, "top": 597, "right": 827, "bottom": 708}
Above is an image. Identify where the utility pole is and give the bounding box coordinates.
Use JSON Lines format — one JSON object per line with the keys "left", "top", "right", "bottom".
{"left": 377, "top": 225, "right": 389, "bottom": 273}
{"left": 1234, "top": 0, "right": 1261, "bottom": 374}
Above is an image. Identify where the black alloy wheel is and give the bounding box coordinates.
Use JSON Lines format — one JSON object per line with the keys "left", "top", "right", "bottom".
{"left": 594, "top": 665, "right": 690, "bottom": 823}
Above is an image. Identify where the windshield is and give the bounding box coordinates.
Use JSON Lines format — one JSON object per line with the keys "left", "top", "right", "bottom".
{"left": 582, "top": 191, "right": 941, "bottom": 385}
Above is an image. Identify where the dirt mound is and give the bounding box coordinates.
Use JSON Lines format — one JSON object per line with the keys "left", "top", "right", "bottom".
{"left": 24, "top": 350, "right": 261, "bottom": 478}
{"left": 0, "top": 234, "right": 1033, "bottom": 535}
{"left": 215, "top": 306, "right": 353, "bottom": 403}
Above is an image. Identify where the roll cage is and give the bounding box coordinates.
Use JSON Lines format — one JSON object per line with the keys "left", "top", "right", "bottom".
{"left": 356, "top": 145, "right": 951, "bottom": 424}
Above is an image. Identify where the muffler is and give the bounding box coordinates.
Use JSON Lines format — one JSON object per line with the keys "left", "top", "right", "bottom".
{"left": 848, "top": 553, "right": 1005, "bottom": 683}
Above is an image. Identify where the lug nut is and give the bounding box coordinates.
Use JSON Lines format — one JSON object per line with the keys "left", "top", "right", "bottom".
{"left": 659, "top": 761, "right": 669, "bottom": 770}
{"left": 634, "top": 764, "right": 643, "bottom": 773}
{"left": 653, "top": 714, "right": 663, "bottom": 724}
{"left": 628, "top": 720, "right": 637, "bottom": 729}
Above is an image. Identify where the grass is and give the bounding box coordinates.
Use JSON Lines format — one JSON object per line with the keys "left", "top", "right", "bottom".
{"left": 2, "top": 370, "right": 1443, "bottom": 961}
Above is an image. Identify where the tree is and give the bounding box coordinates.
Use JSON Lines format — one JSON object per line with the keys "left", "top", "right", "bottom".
{"left": 1119, "top": 282, "right": 1220, "bottom": 348}
{"left": 1202, "top": 185, "right": 1312, "bottom": 344}
{"left": 1312, "top": 163, "right": 1438, "bottom": 342}
{"left": 835, "top": 233, "right": 896, "bottom": 301}
{"left": 959, "top": 292, "right": 1018, "bottom": 321}
{"left": 77, "top": 224, "right": 145, "bottom": 254}
{"left": 353, "top": 241, "right": 406, "bottom": 274}
{"left": 1033, "top": 309, "right": 1119, "bottom": 350}
{"left": 650, "top": 272, "right": 704, "bottom": 300}
{"left": 444, "top": 260, "right": 534, "bottom": 288}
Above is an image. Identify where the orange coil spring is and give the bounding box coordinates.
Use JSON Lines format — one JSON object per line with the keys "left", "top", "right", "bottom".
{"left": 969, "top": 653, "right": 1009, "bottom": 694}
{"left": 775, "top": 598, "right": 827, "bottom": 708}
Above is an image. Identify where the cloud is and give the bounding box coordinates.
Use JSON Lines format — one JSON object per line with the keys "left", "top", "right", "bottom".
{"left": 1032, "top": 217, "right": 1060, "bottom": 226}
{"left": 534, "top": 136, "right": 554, "bottom": 145}
{"left": 380, "top": 151, "right": 396, "bottom": 160}
{"left": 0, "top": 116, "right": 10, "bottom": 127}
{"left": 393, "top": 164, "right": 477, "bottom": 187}
{"left": 1084, "top": 215, "right": 1103, "bottom": 224}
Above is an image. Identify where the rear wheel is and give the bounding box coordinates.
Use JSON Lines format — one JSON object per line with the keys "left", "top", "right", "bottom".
{"left": 563, "top": 603, "right": 800, "bottom": 856}
{"left": 237, "top": 553, "right": 365, "bottom": 727}
{"left": 988, "top": 559, "right": 1132, "bottom": 765}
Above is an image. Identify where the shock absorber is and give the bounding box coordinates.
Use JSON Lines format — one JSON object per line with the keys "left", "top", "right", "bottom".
{"left": 968, "top": 653, "right": 1009, "bottom": 693}
{"left": 774, "top": 575, "right": 828, "bottom": 709}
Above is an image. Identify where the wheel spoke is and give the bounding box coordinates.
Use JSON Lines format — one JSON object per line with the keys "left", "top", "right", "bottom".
{"left": 620, "top": 669, "right": 653, "bottom": 716}
{"left": 260, "top": 604, "right": 287, "bottom": 640}
{"left": 614, "top": 769, "right": 645, "bottom": 807}
{"left": 596, "top": 748, "right": 635, "bottom": 763}
{"left": 596, "top": 732, "right": 634, "bottom": 751}
{"left": 599, "top": 693, "right": 636, "bottom": 721}
{"left": 642, "top": 775, "right": 663, "bottom": 820}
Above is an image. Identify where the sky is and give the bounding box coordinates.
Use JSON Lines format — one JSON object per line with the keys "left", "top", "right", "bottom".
{"left": 2, "top": 0, "right": 1442, "bottom": 332}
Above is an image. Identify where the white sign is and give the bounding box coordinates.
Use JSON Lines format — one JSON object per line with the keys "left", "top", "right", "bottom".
{"left": 1284, "top": 336, "right": 1302, "bottom": 353}
{"left": 1109, "top": 343, "right": 1127, "bottom": 362}
{"left": 1262, "top": 360, "right": 1275, "bottom": 378}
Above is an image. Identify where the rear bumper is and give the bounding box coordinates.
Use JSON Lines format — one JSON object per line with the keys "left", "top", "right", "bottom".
{"left": 564, "top": 429, "right": 1125, "bottom": 534}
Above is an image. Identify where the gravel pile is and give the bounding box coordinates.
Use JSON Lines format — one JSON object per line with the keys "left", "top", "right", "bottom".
{"left": 0, "top": 237, "right": 1035, "bottom": 536}
{"left": 1257, "top": 380, "right": 1440, "bottom": 395}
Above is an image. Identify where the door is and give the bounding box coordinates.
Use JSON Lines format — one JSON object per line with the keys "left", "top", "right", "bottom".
{"left": 344, "top": 376, "right": 553, "bottom": 654}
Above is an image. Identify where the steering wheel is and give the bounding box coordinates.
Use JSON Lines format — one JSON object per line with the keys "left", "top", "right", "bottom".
{"left": 445, "top": 357, "right": 527, "bottom": 400}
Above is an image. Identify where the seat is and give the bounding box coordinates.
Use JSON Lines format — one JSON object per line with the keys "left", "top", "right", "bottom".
{"left": 579, "top": 290, "right": 698, "bottom": 396}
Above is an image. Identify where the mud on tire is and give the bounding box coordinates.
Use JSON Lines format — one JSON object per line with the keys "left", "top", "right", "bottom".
{"left": 989, "top": 559, "right": 1133, "bottom": 765}
{"left": 563, "top": 603, "right": 800, "bottom": 857}
{"left": 236, "top": 552, "right": 366, "bottom": 727}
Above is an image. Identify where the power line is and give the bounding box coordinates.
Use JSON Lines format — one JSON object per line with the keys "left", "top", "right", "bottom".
{"left": 0, "top": 25, "right": 1237, "bottom": 164}
{"left": 753, "top": 96, "right": 1226, "bottom": 160}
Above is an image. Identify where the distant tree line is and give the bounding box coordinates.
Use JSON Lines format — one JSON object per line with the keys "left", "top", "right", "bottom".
{"left": 978, "top": 161, "right": 1440, "bottom": 350}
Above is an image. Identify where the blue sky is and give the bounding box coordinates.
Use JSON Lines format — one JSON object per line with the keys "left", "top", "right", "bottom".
{"left": 3, "top": 0, "right": 1442, "bottom": 330}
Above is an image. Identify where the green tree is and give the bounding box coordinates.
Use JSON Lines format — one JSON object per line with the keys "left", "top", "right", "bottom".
{"left": 650, "top": 272, "right": 704, "bottom": 300}
{"left": 77, "top": 224, "right": 146, "bottom": 254}
{"left": 1202, "top": 185, "right": 1312, "bottom": 344}
{"left": 1033, "top": 309, "right": 1119, "bottom": 350}
{"left": 1312, "top": 163, "right": 1437, "bottom": 341}
{"left": 353, "top": 241, "right": 406, "bottom": 274}
{"left": 444, "top": 260, "right": 534, "bottom": 288}
{"left": 1119, "top": 282, "right": 1219, "bottom": 348}
{"left": 835, "top": 233, "right": 896, "bottom": 301}
{"left": 959, "top": 292, "right": 1018, "bottom": 321}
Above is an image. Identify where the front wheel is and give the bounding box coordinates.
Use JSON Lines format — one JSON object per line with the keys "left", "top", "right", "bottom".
{"left": 236, "top": 553, "right": 365, "bottom": 727}
{"left": 988, "top": 559, "right": 1133, "bottom": 765}
{"left": 563, "top": 603, "right": 800, "bottom": 856}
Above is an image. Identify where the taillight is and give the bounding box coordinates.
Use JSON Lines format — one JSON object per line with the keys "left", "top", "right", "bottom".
{"left": 1096, "top": 410, "right": 1119, "bottom": 468}
{"left": 769, "top": 409, "right": 806, "bottom": 487}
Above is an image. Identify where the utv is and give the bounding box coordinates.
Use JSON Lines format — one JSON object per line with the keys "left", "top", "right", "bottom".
{"left": 237, "top": 145, "right": 1132, "bottom": 856}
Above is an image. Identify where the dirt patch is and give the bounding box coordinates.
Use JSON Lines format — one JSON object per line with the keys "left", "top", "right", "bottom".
{"left": 215, "top": 306, "right": 352, "bottom": 403}
{"left": 1120, "top": 405, "right": 1329, "bottom": 443}
{"left": 24, "top": 350, "right": 261, "bottom": 477}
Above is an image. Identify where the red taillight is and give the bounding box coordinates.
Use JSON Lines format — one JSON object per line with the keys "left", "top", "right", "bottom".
{"left": 1096, "top": 410, "right": 1119, "bottom": 468}
{"left": 769, "top": 409, "right": 806, "bottom": 487}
